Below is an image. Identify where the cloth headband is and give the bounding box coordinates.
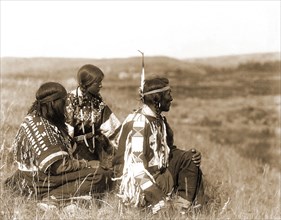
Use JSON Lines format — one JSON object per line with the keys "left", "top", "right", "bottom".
{"left": 141, "top": 86, "right": 170, "bottom": 96}
{"left": 37, "top": 92, "right": 66, "bottom": 104}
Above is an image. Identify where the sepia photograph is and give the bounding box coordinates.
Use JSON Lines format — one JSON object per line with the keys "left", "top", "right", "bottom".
{"left": 0, "top": 1, "right": 280, "bottom": 219}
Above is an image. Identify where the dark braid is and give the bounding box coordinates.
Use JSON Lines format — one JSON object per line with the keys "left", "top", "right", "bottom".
{"left": 142, "top": 77, "right": 169, "bottom": 127}
{"left": 153, "top": 99, "right": 162, "bottom": 127}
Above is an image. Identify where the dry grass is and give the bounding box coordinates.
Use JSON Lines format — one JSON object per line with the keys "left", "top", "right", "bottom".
{"left": 0, "top": 58, "right": 280, "bottom": 219}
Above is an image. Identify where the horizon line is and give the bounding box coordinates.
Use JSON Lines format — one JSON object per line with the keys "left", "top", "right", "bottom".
{"left": 1, "top": 51, "right": 280, "bottom": 61}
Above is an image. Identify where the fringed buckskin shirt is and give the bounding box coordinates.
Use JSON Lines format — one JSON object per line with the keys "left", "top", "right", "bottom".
{"left": 114, "top": 105, "right": 173, "bottom": 212}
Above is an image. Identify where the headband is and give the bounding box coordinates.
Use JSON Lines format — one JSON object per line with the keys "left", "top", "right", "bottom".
{"left": 37, "top": 92, "right": 66, "bottom": 104}
{"left": 141, "top": 86, "right": 170, "bottom": 96}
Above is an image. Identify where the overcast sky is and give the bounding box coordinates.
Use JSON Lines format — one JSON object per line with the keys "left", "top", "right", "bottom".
{"left": 1, "top": 1, "right": 280, "bottom": 59}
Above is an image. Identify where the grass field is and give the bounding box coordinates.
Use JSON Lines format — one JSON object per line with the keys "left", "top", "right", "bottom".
{"left": 0, "top": 55, "right": 280, "bottom": 219}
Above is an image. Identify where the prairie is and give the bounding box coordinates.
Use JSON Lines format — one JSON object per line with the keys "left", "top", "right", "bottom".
{"left": 0, "top": 53, "right": 280, "bottom": 219}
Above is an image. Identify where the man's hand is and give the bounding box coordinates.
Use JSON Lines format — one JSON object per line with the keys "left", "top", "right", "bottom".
{"left": 87, "top": 160, "right": 100, "bottom": 169}
{"left": 100, "top": 154, "right": 114, "bottom": 170}
{"left": 191, "top": 149, "right": 201, "bottom": 167}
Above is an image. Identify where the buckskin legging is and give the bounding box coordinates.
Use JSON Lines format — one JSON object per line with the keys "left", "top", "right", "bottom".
{"left": 168, "top": 148, "right": 204, "bottom": 203}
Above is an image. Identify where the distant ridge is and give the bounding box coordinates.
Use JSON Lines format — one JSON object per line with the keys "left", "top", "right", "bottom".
{"left": 2, "top": 52, "right": 280, "bottom": 76}
{"left": 187, "top": 52, "right": 280, "bottom": 68}
{"left": 1, "top": 55, "right": 204, "bottom": 75}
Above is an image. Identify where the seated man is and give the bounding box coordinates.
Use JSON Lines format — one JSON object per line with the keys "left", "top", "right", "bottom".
{"left": 5, "top": 82, "right": 113, "bottom": 204}
{"left": 113, "top": 77, "right": 205, "bottom": 214}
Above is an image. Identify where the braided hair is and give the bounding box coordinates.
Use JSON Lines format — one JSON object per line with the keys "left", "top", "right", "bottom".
{"left": 77, "top": 64, "right": 104, "bottom": 91}
{"left": 141, "top": 77, "right": 174, "bottom": 147}
{"left": 141, "top": 77, "right": 169, "bottom": 124}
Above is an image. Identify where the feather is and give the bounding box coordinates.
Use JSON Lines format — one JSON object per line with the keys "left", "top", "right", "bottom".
{"left": 138, "top": 50, "right": 145, "bottom": 93}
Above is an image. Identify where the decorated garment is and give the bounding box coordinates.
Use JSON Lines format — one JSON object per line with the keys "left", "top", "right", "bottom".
{"left": 13, "top": 113, "right": 73, "bottom": 173}
{"left": 5, "top": 113, "right": 112, "bottom": 199}
{"left": 113, "top": 104, "right": 174, "bottom": 213}
{"left": 65, "top": 87, "right": 121, "bottom": 161}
